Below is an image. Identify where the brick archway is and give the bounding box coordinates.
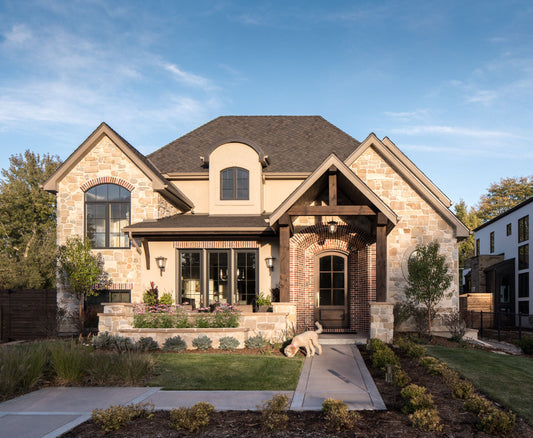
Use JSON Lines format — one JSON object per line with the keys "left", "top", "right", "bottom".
{"left": 80, "top": 176, "right": 135, "bottom": 193}
{"left": 290, "top": 222, "right": 375, "bottom": 333}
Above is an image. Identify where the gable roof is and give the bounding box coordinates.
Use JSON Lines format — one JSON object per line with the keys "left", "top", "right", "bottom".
{"left": 42, "top": 122, "right": 194, "bottom": 212}
{"left": 148, "top": 116, "right": 361, "bottom": 174}
{"left": 269, "top": 153, "right": 399, "bottom": 226}
{"left": 474, "top": 195, "right": 533, "bottom": 232}
{"left": 345, "top": 133, "right": 469, "bottom": 238}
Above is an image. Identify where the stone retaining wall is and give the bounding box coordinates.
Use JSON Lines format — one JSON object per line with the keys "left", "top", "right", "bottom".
{"left": 98, "top": 302, "right": 297, "bottom": 348}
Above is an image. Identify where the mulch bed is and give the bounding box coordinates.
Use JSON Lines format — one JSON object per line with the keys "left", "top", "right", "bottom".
{"left": 62, "top": 341, "right": 533, "bottom": 437}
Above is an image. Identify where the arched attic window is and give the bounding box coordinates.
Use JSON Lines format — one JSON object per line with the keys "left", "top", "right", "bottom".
{"left": 220, "top": 167, "right": 249, "bottom": 200}
{"left": 85, "top": 183, "right": 130, "bottom": 248}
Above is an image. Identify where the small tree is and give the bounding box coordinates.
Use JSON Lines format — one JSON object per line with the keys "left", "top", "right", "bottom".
{"left": 405, "top": 241, "right": 452, "bottom": 336}
{"left": 57, "top": 236, "right": 108, "bottom": 332}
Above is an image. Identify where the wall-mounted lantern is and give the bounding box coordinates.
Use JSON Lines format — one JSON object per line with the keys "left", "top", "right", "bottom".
{"left": 265, "top": 257, "right": 275, "bottom": 271}
{"left": 155, "top": 256, "right": 167, "bottom": 276}
{"left": 328, "top": 220, "right": 338, "bottom": 234}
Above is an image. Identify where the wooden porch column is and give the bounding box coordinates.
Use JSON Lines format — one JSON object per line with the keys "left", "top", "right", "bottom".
{"left": 376, "top": 213, "right": 388, "bottom": 302}
{"left": 279, "top": 214, "right": 291, "bottom": 302}
{"left": 328, "top": 165, "right": 337, "bottom": 206}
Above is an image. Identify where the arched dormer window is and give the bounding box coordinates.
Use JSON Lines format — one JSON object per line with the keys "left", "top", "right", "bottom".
{"left": 85, "top": 183, "right": 130, "bottom": 248}
{"left": 220, "top": 167, "right": 249, "bottom": 200}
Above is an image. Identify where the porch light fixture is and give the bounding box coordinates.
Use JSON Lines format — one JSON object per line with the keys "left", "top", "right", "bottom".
{"left": 265, "top": 257, "right": 275, "bottom": 271}
{"left": 155, "top": 256, "right": 167, "bottom": 276}
{"left": 328, "top": 220, "right": 338, "bottom": 234}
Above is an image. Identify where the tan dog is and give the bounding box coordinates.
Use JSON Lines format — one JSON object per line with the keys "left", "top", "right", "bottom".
{"left": 284, "top": 322, "right": 323, "bottom": 357}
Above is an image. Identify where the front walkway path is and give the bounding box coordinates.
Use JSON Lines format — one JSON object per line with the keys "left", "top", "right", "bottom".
{"left": 0, "top": 344, "right": 384, "bottom": 438}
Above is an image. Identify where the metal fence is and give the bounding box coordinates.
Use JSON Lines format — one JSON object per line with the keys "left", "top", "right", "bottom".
{"left": 462, "top": 310, "right": 533, "bottom": 342}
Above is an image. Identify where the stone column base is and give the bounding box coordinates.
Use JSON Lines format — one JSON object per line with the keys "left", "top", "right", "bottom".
{"left": 370, "top": 301, "right": 394, "bottom": 343}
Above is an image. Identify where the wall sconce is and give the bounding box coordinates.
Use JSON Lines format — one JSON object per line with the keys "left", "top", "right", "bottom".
{"left": 155, "top": 256, "right": 167, "bottom": 277}
{"left": 328, "top": 220, "right": 338, "bottom": 234}
{"left": 265, "top": 257, "right": 275, "bottom": 271}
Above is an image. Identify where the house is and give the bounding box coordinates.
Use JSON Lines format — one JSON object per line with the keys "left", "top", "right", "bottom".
{"left": 468, "top": 197, "right": 533, "bottom": 317}
{"left": 43, "top": 116, "right": 469, "bottom": 339}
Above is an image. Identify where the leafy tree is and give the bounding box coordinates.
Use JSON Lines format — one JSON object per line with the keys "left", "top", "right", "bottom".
{"left": 454, "top": 200, "right": 481, "bottom": 267}
{"left": 0, "top": 150, "right": 61, "bottom": 288}
{"left": 57, "top": 236, "right": 108, "bottom": 332}
{"left": 405, "top": 241, "right": 452, "bottom": 336}
{"left": 477, "top": 176, "right": 533, "bottom": 223}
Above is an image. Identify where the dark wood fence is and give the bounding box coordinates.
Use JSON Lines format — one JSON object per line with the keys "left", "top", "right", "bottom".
{"left": 0, "top": 289, "right": 57, "bottom": 342}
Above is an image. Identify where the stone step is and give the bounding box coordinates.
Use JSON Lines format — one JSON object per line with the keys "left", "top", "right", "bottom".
{"left": 318, "top": 333, "right": 368, "bottom": 345}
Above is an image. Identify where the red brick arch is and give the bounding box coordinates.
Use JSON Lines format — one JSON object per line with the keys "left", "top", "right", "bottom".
{"left": 80, "top": 176, "right": 135, "bottom": 193}
{"left": 290, "top": 221, "right": 376, "bottom": 333}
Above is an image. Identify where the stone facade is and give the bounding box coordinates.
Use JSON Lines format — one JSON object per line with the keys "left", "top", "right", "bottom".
{"left": 369, "top": 302, "right": 394, "bottom": 342}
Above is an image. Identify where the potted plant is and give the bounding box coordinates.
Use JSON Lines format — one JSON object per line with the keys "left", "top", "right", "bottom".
{"left": 255, "top": 293, "right": 272, "bottom": 312}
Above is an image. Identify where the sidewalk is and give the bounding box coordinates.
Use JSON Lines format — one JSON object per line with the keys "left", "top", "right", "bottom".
{"left": 0, "top": 344, "right": 384, "bottom": 438}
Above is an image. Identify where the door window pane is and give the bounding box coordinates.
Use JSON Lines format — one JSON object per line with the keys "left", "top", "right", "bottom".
{"left": 318, "top": 254, "right": 346, "bottom": 308}
{"left": 236, "top": 251, "right": 257, "bottom": 304}
{"left": 181, "top": 251, "right": 201, "bottom": 307}
{"left": 208, "top": 251, "right": 229, "bottom": 304}
{"left": 320, "top": 289, "right": 332, "bottom": 306}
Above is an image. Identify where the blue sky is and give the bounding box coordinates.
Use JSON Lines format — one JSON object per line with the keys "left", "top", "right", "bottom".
{"left": 1, "top": 0, "right": 532, "bottom": 208}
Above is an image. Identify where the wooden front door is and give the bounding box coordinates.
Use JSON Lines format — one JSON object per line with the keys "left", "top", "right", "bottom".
{"left": 316, "top": 253, "right": 348, "bottom": 329}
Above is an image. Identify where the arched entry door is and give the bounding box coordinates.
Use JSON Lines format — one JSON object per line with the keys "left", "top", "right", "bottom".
{"left": 315, "top": 252, "right": 348, "bottom": 329}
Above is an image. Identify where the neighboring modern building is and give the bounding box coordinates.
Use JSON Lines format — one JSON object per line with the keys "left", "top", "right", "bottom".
{"left": 470, "top": 197, "right": 533, "bottom": 316}
{"left": 43, "top": 116, "right": 469, "bottom": 335}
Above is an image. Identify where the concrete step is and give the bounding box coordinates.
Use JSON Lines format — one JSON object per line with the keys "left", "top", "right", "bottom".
{"left": 319, "top": 333, "right": 368, "bottom": 345}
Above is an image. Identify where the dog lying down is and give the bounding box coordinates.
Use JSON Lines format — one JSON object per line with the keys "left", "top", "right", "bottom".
{"left": 284, "top": 321, "right": 323, "bottom": 357}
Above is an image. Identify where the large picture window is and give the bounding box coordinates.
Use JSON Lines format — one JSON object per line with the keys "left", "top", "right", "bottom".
{"left": 220, "top": 167, "right": 249, "bottom": 200}
{"left": 519, "top": 244, "right": 529, "bottom": 270}
{"left": 85, "top": 183, "right": 130, "bottom": 248}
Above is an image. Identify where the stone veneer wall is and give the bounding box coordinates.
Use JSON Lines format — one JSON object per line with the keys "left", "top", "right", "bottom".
{"left": 56, "top": 135, "right": 180, "bottom": 330}
{"left": 98, "top": 302, "right": 297, "bottom": 348}
{"left": 351, "top": 145, "right": 460, "bottom": 315}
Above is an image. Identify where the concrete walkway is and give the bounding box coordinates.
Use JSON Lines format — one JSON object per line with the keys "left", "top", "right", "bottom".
{"left": 0, "top": 344, "right": 384, "bottom": 438}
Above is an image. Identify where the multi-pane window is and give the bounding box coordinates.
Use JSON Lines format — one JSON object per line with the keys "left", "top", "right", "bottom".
{"left": 208, "top": 251, "right": 230, "bottom": 304}
{"left": 235, "top": 251, "right": 257, "bottom": 305}
{"left": 85, "top": 184, "right": 130, "bottom": 248}
{"left": 507, "top": 223, "right": 512, "bottom": 236}
{"left": 519, "top": 244, "right": 529, "bottom": 270}
{"left": 490, "top": 232, "right": 495, "bottom": 253}
{"left": 518, "top": 300, "right": 530, "bottom": 315}
{"left": 180, "top": 251, "right": 202, "bottom": 307}
{"left": 519, "top": 215, "right": 529, "bottom": 243}
{"left": 220, "top": 167, "right": 249, "bottom": 200}
{"left": 319, "top": 254, "right": 346, "bottom": 306}
{"left": 519, "top": 273, "right": 529, "bottom": 298}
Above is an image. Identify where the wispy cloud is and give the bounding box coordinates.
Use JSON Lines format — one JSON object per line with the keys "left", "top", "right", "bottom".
{"left": 162, "top": 63, "right": 215, "bottom": 91}
{"left": 384, "top": 110, "right": 429, "bottom": 123}
{"left": 390, "top": 125, "right": 512, "bottom": 139}
{"left": 1, "top": 24, "right": 32, "bottom": 46}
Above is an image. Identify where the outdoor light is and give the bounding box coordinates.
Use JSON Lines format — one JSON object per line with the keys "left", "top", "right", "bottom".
{"left": 265, "top": 257, "right": 275, "bottom": 271}
{"left": 328, "top": 220, "right": 338, "bottom": 234}
{"left": 155, "top": 256, "right": 167, "bottom": 276}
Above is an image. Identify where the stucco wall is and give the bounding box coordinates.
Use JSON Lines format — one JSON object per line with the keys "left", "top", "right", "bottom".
{"left": 350, "top": 145, "right": 460, "bottom": 311}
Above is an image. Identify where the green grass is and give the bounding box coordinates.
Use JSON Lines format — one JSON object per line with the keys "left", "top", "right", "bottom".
{"left": 426, "top": 345, "right": 533, "bottom": 423}
{"left": 148, "top": 353, "right": 304, "bottom": 390}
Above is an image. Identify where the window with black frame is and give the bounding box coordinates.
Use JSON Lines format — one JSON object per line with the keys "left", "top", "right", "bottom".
{"left": 519, "top": 215, "right": 529, "bottom": 243}
{"left": 519, "top": 244, "right": 529, "bottom": 270}
{"left": 519, "top": 273, "right": 529, "bottom": 298}
{"left": 220, "top": 167, "right": 249, "bottom": 200}
{"left": 85, "top": 183, "right": 130, "bottom": 248}
{"left": 235, "top": 250, "right": 257, "bottom": 305}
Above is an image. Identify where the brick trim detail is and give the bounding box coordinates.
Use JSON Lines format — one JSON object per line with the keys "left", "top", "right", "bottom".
{"left": 80, "top": 177, "right": 135, "bottom": 192}
{"left": 290, "top": 221, "right": 376, "bottom": 333}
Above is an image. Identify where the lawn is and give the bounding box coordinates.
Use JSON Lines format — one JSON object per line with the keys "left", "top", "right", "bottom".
{"left": 148, "top": 353, "right": 304, "bottom": 390}
{"left": 426, "top": 345, "right": 533, "bottom": 423}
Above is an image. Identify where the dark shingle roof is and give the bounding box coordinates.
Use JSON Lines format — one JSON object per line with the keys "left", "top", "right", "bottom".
{"left": 147, "top": 116, "right": 361, "bottom": 174}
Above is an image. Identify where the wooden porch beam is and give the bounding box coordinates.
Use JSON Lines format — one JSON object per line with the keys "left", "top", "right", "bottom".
{"left": 141, "top": 238, "right": 150, "bottom": 270}
{"left": 288, "top": 205, "right": 376, "bottom": 216}
{"left": 376, "top": 212, "right": 387, "bottom": 302}
{"left": 328, "top": 165, "right": 337, "bottom": 206}
{"left": 279, "top": 214, "right": 290, "bottom": 302}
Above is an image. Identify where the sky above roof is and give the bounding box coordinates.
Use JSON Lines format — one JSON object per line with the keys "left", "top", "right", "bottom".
{"left": 1, "top": 0, "right": 532, "bottom": 208}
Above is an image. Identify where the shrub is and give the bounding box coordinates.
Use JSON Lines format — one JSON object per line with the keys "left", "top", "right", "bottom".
{"left": 401, "top": 384, "right": 435, "bottom": 414}
{"left": 407, "top": 344, "right": 427, "bottom": 359}
{"left": 92, "top": 402, "right": 154, "bottom": 432}
{"left": 392, "top": 365, "right": 411, "bottom": 388}
{"left": 159, "top": 293, "right": 173, "bottom": 305}
{"left": 169, "top": 402, "right": 214, "bottom": 432}
{"left": 49, "top": 341, "right": 89, "bottom": 384}
{"left": 441, "top": 310, "right": 466, "bottom": 342}
{"left": 369, "top": 338, "right": 387, "bottom": 352}
{"left": 85, "top": 350, "right": 122, "bottom": 385}
{"left": 478, "top": 408, "right": 516, "bottom": 435}
{"left": 408, "top": 408, "right": 443, "bottom": 432}
{"left": 321, "top": 398, "right": 360, "bottom": 431}
{"left": 258, "top": 394, "right": 290, "bottom": 431}
{"left": 143, "top": 281, "right": 159, "bottom": 306}
{"left": 245, "top": 334, "right": 269, "bottom": 349}
{"left": 450, "top": 378, "right": 474, "bottom": 399}
{"left": 463, "top": 395, "right": 494, "bottom": 415}
{"left": 163, "top": 336, "right": 187, "bottom": 352}
{"left": 219, "top": 336, "right": 240, "bottom": 351}
{"left": 371, "top": 345, "right": 399, "bottom": 369}
{"left": 516, "top": 336, "right": 533, "bottom": 355}
{"left": 418, "top": 356, "right": 447, "bottom": 375}
{"left": 92, "top": 332, "right": 135, "bottom": 352}
{"left": 119, "top": 353, "right": 156, "bottom": 385}
{"left": 192, "top": 335, "right": 213, "bottom": 350}
{"left": 135, "top": 337, "right": 159, "bottom": 352}
{"left": 0, "top": 343, "right": 48, "bottom": 397}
